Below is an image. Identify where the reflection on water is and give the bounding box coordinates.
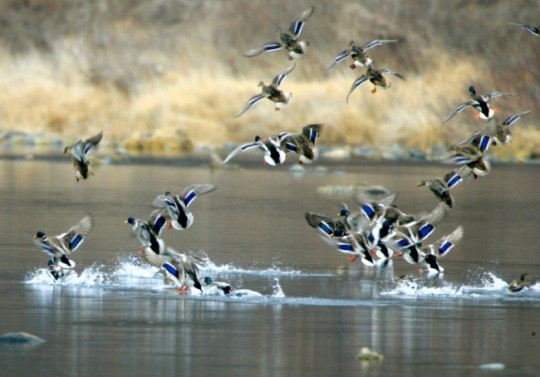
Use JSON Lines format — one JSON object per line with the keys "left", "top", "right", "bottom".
{"left": 1, "top": 159, "right": 540, "bottom": 377}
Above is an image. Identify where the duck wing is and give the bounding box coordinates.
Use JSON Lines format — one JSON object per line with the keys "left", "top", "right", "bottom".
{"left": 288, "top": 6, "right": 315, "bottom": 37}
{"left": 82, "top": 131, "right": 104, "bottom": 156}
{"left": 363, "top": 39, "right": 399, "bottom": 51}
{"left": 234, "top": 94, "right": 266, "bottom": 118}
{"left": 58, "top": 214, "right": 93, "bottom": 253}
{"left": 324, "top": 49, "right": 351, "bottom": 74}
{"left": 223, "top": 141, "right": 262, "bottom": 164}
{"left": 271, "top": 63, "right": 296, "bottom": 87}
{"left": 380, "top": 69, "right": 406, "bottom": 80}
{"left": 346, "top": 75, "right": 368, "bottom": 103}
{"left": 244, "top": 41, "right": 283, "bottom": 57}
{"left": 430, "top": 226, "right": 464, "bottom": 258}
{"left": 442, "top": 100, "right": 475, "bottom": 124}
{"left": 179, "top": 184, "right": 217, "bottom": 208}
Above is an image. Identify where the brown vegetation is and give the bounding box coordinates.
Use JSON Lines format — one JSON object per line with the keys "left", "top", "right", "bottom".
{"left": 0, "top": 0, "right": 538, "bottom": 159}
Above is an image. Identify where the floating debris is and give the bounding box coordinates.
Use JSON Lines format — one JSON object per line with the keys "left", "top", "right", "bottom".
{"left": 317, "top": 184, "right": 389, "bottom": 198}
{"left": 357, "top": 347, "right": 384, "bottom": 362}
{"left": 0, "top": 332, "right": 46, "bottom": 345}
{"left": 478, "top": 363, "right": 505, "bottom": 370}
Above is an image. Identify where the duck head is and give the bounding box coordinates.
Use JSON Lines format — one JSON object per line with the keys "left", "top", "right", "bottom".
{"left": 125, "top": 217, "right": 136, "bottom": 225}
{"left": 34, "top": 231, "right": 46, "bottom": 239}
{"left": 204, "top": 276, "right": 213, "bottom": 285}
{"left": 468, "top": 86, "right": 477, "bottom": 95}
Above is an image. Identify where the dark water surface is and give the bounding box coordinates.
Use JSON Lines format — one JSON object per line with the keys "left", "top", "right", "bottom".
{"left": 0, "top": 158, "right": 539, "bottom": 377}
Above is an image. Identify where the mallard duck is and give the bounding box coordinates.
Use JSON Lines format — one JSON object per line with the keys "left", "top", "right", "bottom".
{"left": 235, "top": 64, "right": 296, "bottom": 117}
{"left": 507, "top": 22, "right": 540, "bottom": 37}
{"left": 33, "top": 214, "right": 93, "bottom": 279}
{"left": 305, "top": 207, "right": 350, "bottom": 238}
{"left": 335, "top": 233, "right": 376, "bottom": 265}
{"left": 461, "top": 110, "right": 532, "bottom": 151}
{"left": 417, "top": 166, "right": 472, "bottom": 208}
{"left": 203, "top": 276, "right": 233, "bottom": 296}
{"left": 346, "top": 65, "right": 405, "bottom": 101}
{"left": 152, "top": 184, "right": 216, "bottom": 231}
{"left": 447, "top": 144, "right": 491, "bottom": 178}
{"left": 141, "top": 247, "right": 204, "bottom": 292}
{"left": 508, "top": 273, "right": 534, "bottom": 292}
{"left": 125, "top": 209, "right": 167, "bottom": 255}
{"left": 325, "top": 39, "right": 399, "bottom": 73}
{"left": 278, "top": 124, "right": 323, "bottom": 164}
{"left": 420, "top": 226, "right": 464, "bottom": 274}
{"left": 387, "top": 203, "right": 450, "bottom": 263}
{"left": 223, "top": 135, "right": 286, "bottom": 166}
{"left": 442, "top": 86, "right": 514, "bottom": 123}
{"left": 244, "top": 6, "right": 315, "bottom": 60}
{"left": 63, "top": 131, "right": 103, "bottom": 182}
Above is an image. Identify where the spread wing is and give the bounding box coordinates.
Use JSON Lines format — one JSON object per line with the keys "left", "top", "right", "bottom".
{"left": 431, "top": 226, "right": 464, "bottom": 257}
{"left": 363, "top": 39, "right": 399, "bottom": 51}
{"left": 442, "top": 101, "right": 475, "bottom": 124}
{"left": 83, "top": 131, "right": 104, "bottom": 156}
{"left": 60, "top": 214, "right": 93, "bottom": 253}
{"left": 346, "top": 75, "right": 368, "bottom": 103}
{"left": 324, "top": 49, "right": 351, "bottom": 74}
{"left": 288, "top": 6, "right": 315, "bottom": 37}
{"left": 148, "top": 209, "right": 167, "bottom": 237}
{"left": 180, "top": 184, "right": 217, "bottom": 208}
{"left": 380, "top": 69, "right": 406, "bottom": 80}
{"left": 271, "top": 64, "right": 296, "bottom": 87}
{"left": 235, "top": 94, "right": 266, "bottom": 118}
{"left": 244, "top": 41, "right": 283, "bottom": 57}
{"left": 223, "top": 141, "right": 262, "bottom": 164}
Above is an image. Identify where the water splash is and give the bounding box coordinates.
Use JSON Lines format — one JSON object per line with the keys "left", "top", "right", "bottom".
{"left": 272, "top": 278, "right": 286, "bottom": 298}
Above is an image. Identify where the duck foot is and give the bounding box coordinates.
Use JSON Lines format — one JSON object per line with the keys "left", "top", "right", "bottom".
{"left": 371, "top": 87, "right": 377, "bottom": 94}
{"left": 347, "top": 256, "right": 358, "bottom": 262}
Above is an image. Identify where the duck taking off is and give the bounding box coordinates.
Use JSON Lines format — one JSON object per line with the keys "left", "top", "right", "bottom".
{"left": 244, "top": 6, "right": 315, "bottom": 60}
{"left": 442, "top": 86, "right": 514, "bottom": 123}
{"left": 235, "top": 64, "right": 296, "bottom": 117}
{"left": 125, "top": 209, "right": 167, "bottom": 255}
{"left": 33, "top": 214, "right": 93, "bottom": 280}
{"left": 63, "top": 131, "right": 103, "bottom": 182}
{"left": 152, "top": 184, "right": 216, "bottom": 231}
{"left": 141, "top": 247, "right": 205, "bottom": 292}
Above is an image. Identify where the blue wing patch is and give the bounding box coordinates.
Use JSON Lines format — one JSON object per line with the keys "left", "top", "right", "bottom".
{"left": 439, "top": 241, "right": 453, "bottom": 255}
{"left": 292, "top": 21, "right": 304, "bottom": 36}
{"left": 184, "top": 190, "right": 197, "bottom": 207}
{"left": 69, "top": 234, "right": 84, "bottom": 250}
{"left": 318, "top": 221, "right": 333, "bottom": 236}
{"left": 479, "top": 135, "right": 492, "bottom": 152}
{"left": 285, "top": 142, "right": 298, "bottom": 152}
{"left": 361, "top": 204, "right": 375, "bottom": 219}
{"left": 162, "top": 262, "right": 178, "bottom": 278}
{"left": 153, "top": 215, "right": 167, "bottom": 233}
{"left": 263, "top": 43, "right": 283, "bottom": 52}
{"left": 309, "top": 128, "right": 318, "bottom": 143}
{"left": 418, "top": 223, "right": 434, "bottom": 240}
{"left": 397, "top": 238, "right": 410, "bottom": 248}
{"left": 338, "top": 243, "right": 354, "bottom": 252}
{"left": 447, "top": 174, "right": 462, "bottom": 189}
{"left": 164, "top": 198, "right": 176, "bottom": 210}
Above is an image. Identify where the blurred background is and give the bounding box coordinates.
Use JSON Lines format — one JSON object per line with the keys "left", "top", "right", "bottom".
{"left": 0, "top": 0, "right": 538, "bottom": 160}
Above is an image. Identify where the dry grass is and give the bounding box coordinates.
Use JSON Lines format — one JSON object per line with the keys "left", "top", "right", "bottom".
{"left": 0, "top": 0, "right": 538, "bottom": 159}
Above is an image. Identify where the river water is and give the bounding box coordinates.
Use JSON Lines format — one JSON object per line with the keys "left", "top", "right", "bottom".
{"left": 0, "top": 156, "right": 539, "bottom": 377}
